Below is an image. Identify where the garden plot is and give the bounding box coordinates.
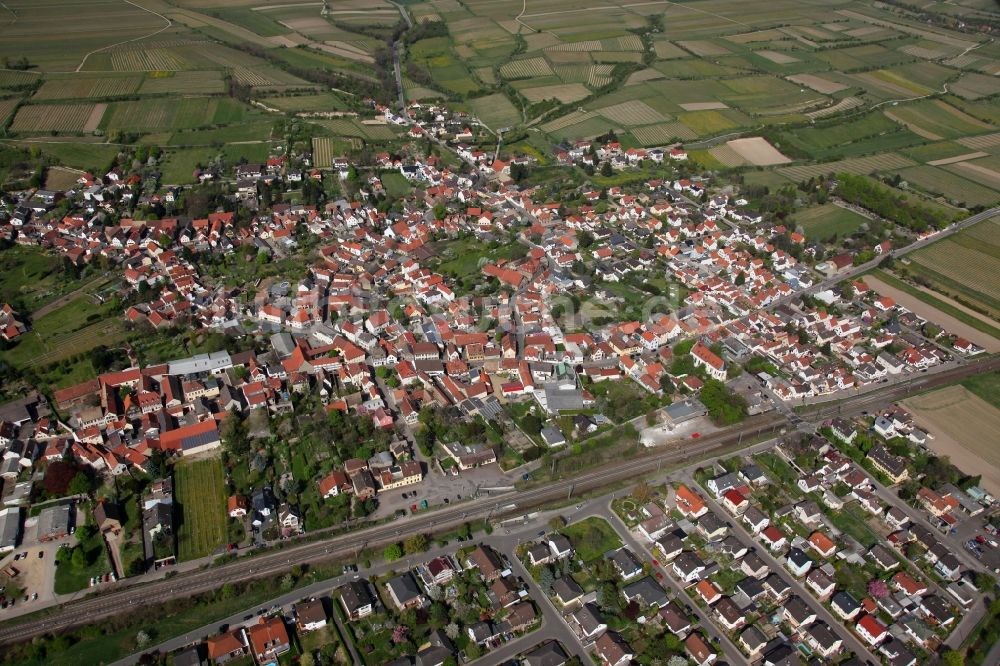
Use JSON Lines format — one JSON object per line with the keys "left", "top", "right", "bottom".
{"left": 787, "top": 73, "right": 848, "bottom": 94}
{"left": 596, "top": 100, "right": 667, "bottom": 126}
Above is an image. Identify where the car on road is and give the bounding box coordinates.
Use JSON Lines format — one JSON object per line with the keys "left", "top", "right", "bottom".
{"left": 30, "top": 593, "right": 36, "bottom": 601}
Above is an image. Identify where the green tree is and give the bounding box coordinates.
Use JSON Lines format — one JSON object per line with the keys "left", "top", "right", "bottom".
{"left": 68, "top": 473, "right": 92, "bottom": 496}
{"left": 383, "top": 543, "right": 403, "bottom": 561}
{"left": 404, "top": 533, "right": 428, "bottom": 554}
{"left": 941, "top": 651, "right": 964, "bottom": 666}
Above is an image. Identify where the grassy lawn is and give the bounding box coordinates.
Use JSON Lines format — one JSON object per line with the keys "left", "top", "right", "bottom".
{"left": 961, "top": 372, "right": 1000, "bottom": 410}
{"left": 562, "top": 517, "right": 623, "bottom": 563}
{"left": 0, "top": 246, "right": 79, "bottom": 311}
{"left": 793, "top": 203, "right": 868, "bottom": 241}
{"left": 160, "top": 147, "right": 218, "bottom": 184}
{"left": 826, "top": 502, "right": 880, "bottom": 549}
{"left": 869, "top": 269, "right": 1000, "bottom": 340}
{"left": 381, "top": 171, "right": 413, "bottom": 198}
{"left": 433, "top": 236, "right": 528, "bottom": 280}
{"left": 175, "top": 457, "right": 227, "bottom": 561}
{"left": 54, "top": 538, "right": 110, "bottom": 595}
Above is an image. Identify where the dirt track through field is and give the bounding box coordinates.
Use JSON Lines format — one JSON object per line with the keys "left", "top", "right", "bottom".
{"left": 864, "top": 275, "right": 1000, "bottom": 352}
{"left": 902, "top": 386, "right": 1000, "bottom": 496}
{"left": 83, "top": 103, "right": 106, "bottom": 132}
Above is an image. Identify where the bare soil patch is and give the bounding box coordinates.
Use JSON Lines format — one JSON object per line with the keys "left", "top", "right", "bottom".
{"left": 83, "top": 103, "right": 106, "bottom": 132}
{"left": 864, "top": 275, "right": 1000, "bottom": 352}
{"left": 679, "top": 101, "right": 728, "bottom": 111}
{"left": 726, "top": 137, "right": 790, "bottom": 166}
{"left": 757, "top": 50, "right": 800, "bottom": 64}
{"left": 787, "top": 73, "right": 847, "bottom": 94}
{"left": 927, "top": 151, "right": 989, "bottom": 166}
{"left": 902, "top": 386, "right": 1000, "bottom": 496}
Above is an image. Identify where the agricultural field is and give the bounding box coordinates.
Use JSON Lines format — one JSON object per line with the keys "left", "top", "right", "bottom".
{"left": 467, "top": 93, "right": 521, "bottom": 129}
{"left": 777, "top": 153, "right": 917, "bottom": 181}
{"left": 0, "top": 0, "right": 166, "bottom": 71}
{"left": 906, "top": 215, "right": 1000, "bottom": 318}
{"left": 10, "top": 103, "right": 103, "bottom": 133}
{"left": 32, "top": 75, "right": 143, "bottom": 101}
{"left": 101, "top": 97, "right": 248, "bottom": 133}
{"left": 895, "top": 164, "right": 1000, "bottom": 207}
{"left": 138, "top": 71, "right": 227, "bottom": 95}
{"left": 258, "top": 93, "right": 350, "bottom": 113}
{"left": 903, "top": 386, "right": 1000, "bottom": 496}
{"left": 792, "top": 203, "right": 868, "bottom": 241}
{"left": 174, "top": 457, "right": 227, "bottom": 562}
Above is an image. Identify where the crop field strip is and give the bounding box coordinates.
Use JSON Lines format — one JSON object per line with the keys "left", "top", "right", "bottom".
{"left": 138, "top": 71, "right": 226, "bottom": 95}
{"left": 33, "top": 76, "right": 144, "bottom": 101}
{"left": 909, "top": 236, "right": 1000, "bottom": 312}
{"left": 10, "top": 103, "right": 100, "bottom": 133}
{"left": 777, "top": 153, "right": 917, "bottom": 181}
{"left": 175, "top": 458, "right": 227, "bottom": 562}
{"left": 895, "top": 165, "right": 1000, "bottom": 207}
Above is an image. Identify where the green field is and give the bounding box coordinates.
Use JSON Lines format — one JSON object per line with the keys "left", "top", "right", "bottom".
{"left": 793, "top": 204, "right": 868, "bottom": 241}
{"left": 102, "top": 97, "right": 248, "bottom": 132}
{"left": 159, "top": 147, "right": 219, "bottom": 184}
{"left": 904, "top": 217, "right": 1000, "bottom": 319}
{"left": 174, "top": 457, "right": 227, "bottom": 561}
{"left": 961, "top": 372, "right": 1000, "bottom": 411}
{"left": 381, "top": 171, "right": 413, "bottom": 198}
{"left": 561, "top": 517, "right": 623, "bottom": 563}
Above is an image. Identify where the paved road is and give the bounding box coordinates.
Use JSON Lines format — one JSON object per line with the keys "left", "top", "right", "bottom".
{"left": 0, "top": 412, "right": 785, "bottom": 646}
{"left": 688, "top": 471, "right": 881, "bottom": 663}
{"left": 5, "top": 359, "right": 998, "bottom": 649}
{"left": 763, "top": 205, "right": 1000, "bottom": 313}
{"left": 596, "top": 505, "right": 747, "bottom": 664}
{"left": 115, "top": 506, "right": 579, "bottom": 666}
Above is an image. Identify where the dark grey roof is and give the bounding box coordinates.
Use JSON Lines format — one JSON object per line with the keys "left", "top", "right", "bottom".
{"left": 523, "top": 640, "right": 568, "bottom": 666}
{"left": 386, "top": 572, "right": 422, "bottom": 604}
